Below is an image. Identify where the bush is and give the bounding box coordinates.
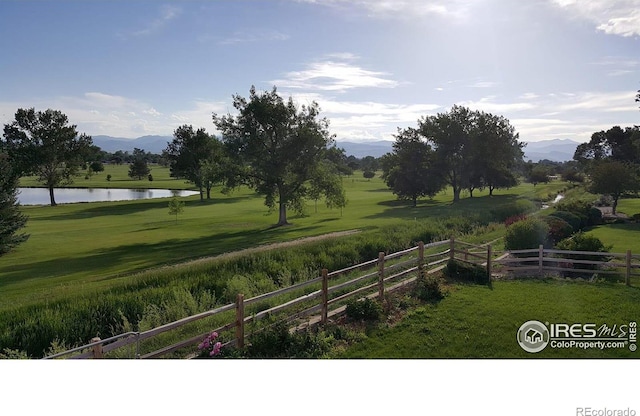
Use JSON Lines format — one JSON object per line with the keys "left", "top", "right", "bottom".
{"left": 504, "top": 218, "right": 550, "bottom": 250}
{"left": 106, "top": 174, "right": 112, "bottom": 182}
{"left": 245, "top": 321, "right": 330, "bottom": 358}
{"left": 556, "top": 233, "right": 613, "bottom": 275}
{"left": 548, "top": 210, "right": 582, "bottom": 231}
{"left": 633, "top": 213, "right": 640, "bottom": 223}
{"left": 148, "top": 174, "right": 154, "bottom": 181}
{"left": 490, "top": 200, "right": 537, "bottom": 223}
{"left": 345, "top": 298, "right": 383, "bottom": 321}
{"left": 413, "top": 273, "right": 446, "bottom": 301}
{"left": 444, "top": 259, "right": 489, "bottom": 285}
{"left": 543, "top": 216, "right": 574, "bottom": 244}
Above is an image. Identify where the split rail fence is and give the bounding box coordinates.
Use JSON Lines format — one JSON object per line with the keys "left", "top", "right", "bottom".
{"left": 43, "top": 238, "right": 637, "bottom": 359}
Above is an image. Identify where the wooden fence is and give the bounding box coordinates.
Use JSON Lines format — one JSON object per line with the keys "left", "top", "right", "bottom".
{"left": 43, "top": 238, "right": 636, "bottom": 359}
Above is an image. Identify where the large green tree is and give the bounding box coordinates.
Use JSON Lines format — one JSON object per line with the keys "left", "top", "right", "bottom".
{"left": 588, "top": 160, "right": 639, "bottom": 215}
{"left": 417, "top": 105, "right": 523, "bottom": 202}
{"left": 2, "top": 108, "right": 93, "bottom": 206}
{"left": 574, "top": 126, "right": 640, "bottom": 166}
{"left": 213, "top": 86, "right": 343, "bottom": 226}
{"left": 0, "top": 153, "right": 29, "bottom": 255}
{"left": 381, "top": 128, "right": 445, "bottom": 206}
{"left": 164, "top": 125, "right": 224, "bottom": 200}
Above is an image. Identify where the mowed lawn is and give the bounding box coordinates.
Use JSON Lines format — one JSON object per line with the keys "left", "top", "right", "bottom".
{"left": 1, "top": 173, "right": 565, "bottom": 310}
{"left": 336, "top": 279, "right": 640, "bottom": 358}
{"left": 586, "top": 198, "right": 640, "bottom": 253}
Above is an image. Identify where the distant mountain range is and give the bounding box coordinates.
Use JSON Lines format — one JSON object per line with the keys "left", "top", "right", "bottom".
{"left": 91, "top": 135, "right": 580, "bottom": 162}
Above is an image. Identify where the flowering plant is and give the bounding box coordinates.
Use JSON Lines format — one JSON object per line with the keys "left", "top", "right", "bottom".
{"left": 198, "top": 331, "right": 222, "bottom": 357}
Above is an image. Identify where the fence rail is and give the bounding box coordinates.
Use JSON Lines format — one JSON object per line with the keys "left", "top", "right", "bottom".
{"left": 44, "top": 237, "right": 635, "bottom": 359}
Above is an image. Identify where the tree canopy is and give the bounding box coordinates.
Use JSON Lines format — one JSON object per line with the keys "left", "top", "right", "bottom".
{"left": 128, "top": 148, "right": 151, "bottom": 180}
{"left": 164, "top": 125, "right": 225, "bottom": 200}
{"left": 2, "top": 108, "right": 93, "bottom": 206}
{"left": 381, "top": 128, "right": 445, "bottom": 206}
{"left": 0, "top": 153, "right": 29, "bottom": 255}
{"left": 588, "top": 160, "right": 639, "bottom": 215}
{"left": 403, "top": 105, "right": 524, "bottom": 202}
{"left": 213, "top": 86, "right": 344, "bottom": 226}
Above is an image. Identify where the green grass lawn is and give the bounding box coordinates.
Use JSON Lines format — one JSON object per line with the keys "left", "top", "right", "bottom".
{"left": 335, "top": 279, "right": 640, "bottom": 358}
{"left": 0, "top": 175, "right": 618, "bottom": 315}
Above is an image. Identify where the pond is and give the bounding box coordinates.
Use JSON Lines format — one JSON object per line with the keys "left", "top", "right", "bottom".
{"left": 17, "top": 188, "right": 200, "bottom": 206}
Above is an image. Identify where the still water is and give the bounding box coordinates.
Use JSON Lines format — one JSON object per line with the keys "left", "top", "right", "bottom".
{"left": 18, "top": 188, "right": 200, "bottom": 206}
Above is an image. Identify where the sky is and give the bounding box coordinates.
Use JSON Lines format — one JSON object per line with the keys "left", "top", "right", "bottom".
{"left": 1, "top": 0, "right": 639, "bottom": 144}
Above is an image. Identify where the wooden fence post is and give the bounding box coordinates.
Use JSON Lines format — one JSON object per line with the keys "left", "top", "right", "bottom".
{"left": 378, "top": 252, "right": 385, "bottom": 301}
{"left": 486, "top": 244, "right": 492, "bottom": 280}
{"left": 538, "top": 245, "right": 544, "bottom": 275}
{"left": 449, "top": 237, "right": 455, "bottom": 261}
{"left": 235, "top": 294, "right": 245, "bottom": 349}
{"left": 321, "top": 269, "right": 328, "bottom": 324}
{"left": 626, "top": 250, "right": 632, "bottom": 287}
{"left": 418, "top": 241, "right": 425, "bottom": 279}
{"left": 91, "top": 337, "right": 103, "bottom": 359}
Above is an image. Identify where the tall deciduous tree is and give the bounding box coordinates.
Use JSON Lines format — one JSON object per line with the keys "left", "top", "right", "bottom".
{"left": 588, "top": 160, "right": 639, "bottom": 215}
{"left": 128, "top": 148, "right": 151, "bottom": 180}
{"left": 213, "top": 86, "right": 342, "bottom": 226}
{"left": 0, "top": 153, "right": 29, "bottom": 255}
{"left": 164, "top": 125, "right": 224, "bottom": 200}
{"left": 574, "top": 126, "right": 640, "bottom": 166}
{"left": 2, "top": 108, "right": 93, "bottom": 206}
{"left": 417, "top": 105, "right": 523, "bottom": 202}
{"left": 381, "top": 128, "right": 445, "bottom": 207}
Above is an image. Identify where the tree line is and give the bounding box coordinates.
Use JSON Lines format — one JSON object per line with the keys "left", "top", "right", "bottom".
{"left": 2, "top": 85, "right": 639, "bottom": 256}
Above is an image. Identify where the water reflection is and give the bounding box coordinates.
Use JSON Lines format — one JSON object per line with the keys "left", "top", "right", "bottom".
{"left": 18, "top": 188, "right": 200, "bottom": 205}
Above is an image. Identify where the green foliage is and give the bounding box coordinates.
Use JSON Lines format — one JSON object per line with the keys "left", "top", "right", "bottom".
{"left": 106, "top": 174, "right": 112, "bottom": 181}
{"left": 556, "top": 233, "right": 613, "bottom": 277}
{"left": 0, "top": 347, "right": 28, "bottom": 359}
{"left": 167, "top": 197, "right": 185, "bottom": 223}
{"left": 504, "top": 218, "right": 550, "bottom": 250}
{"left": 148, "top": 174, "right": 153, "bottom": 181}
{"left": 2, "top": 108, "right": 94, "bottom": 206}
{"left": 363, "top": 170, "right": 375, "bottom": 180}
{"left": 543, "top": 216, "right": 574, "bottom": 244}
{"left": 548, "top": 210, "right": 582, "bottom": 231}
{"left": 412, "top": 273, "right": 446, "bottom": 302}
{"left": 128, "top": 148, "right": 151, "bottom": 180}
{"left": 213, "top": 86, "right": 343, "bottom": 226}
{"left": 345, "top": 298, "right": 383, "bottom": 321}
{"left": 588, "top": 160, "right": 640, "bottom": 214}
{"left": 0, "top": 153, "right": 29, "bottom": 255}
{"left": 489, "top": 199, "right": 536, "bottom": 222}
{"left": 245, "top": 321, "right": 330, "bottom": 358}
{"left": 444, "top": 259, "right": 490, "bottom": 284}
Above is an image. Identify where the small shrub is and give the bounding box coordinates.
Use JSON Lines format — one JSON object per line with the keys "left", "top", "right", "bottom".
{"left": 345, "top": 298, "right": 383, "bottom": 321}
{"left": 148, "top": 174, "right": 154, "bottom": 181}
{"left": 444, "top": 259, "right": 489, "bottom": 285}
{"left": 548, "top": 210, "right": 582, "bottom": 231}
{"left": 543, "top": 216, "right": 574, "bottom": 244}
{"left": 505, "top": 218, "right": 550, "bottom": 250}
{"left": 106, "top": 174, "right": 112, "bottom": 182}
{"left": 556, "top": 233, "right": 612, "bottom": 273}
{"left": 504, "top": 214, "right": 528, "bottom": 227}
{"left": 245, "top": 321, "right": 330, "bottom": 358}
{"left": 363, "top": 170, "right": 375, "bottom": 180}
{"left": 633, "top": 213, "right": 640, "bottom": 223}
{"left": 490, "top": 200, "right": 536, "bottom": 223}
{"left": 413, "top": 273, "right": 446, "bottom": 302}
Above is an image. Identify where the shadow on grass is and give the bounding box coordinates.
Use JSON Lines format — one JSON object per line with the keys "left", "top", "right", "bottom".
{"left": 27, "top": 195, "right": 257, "bottom": 221}
{"left": 364, "top": 194, "right": 524, "bottom": 222}
{"left": 0, "top": 223, "right": 326, "bottom": 289}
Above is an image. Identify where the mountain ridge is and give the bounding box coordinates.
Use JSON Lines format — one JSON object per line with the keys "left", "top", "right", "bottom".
{"left": 90, "top": 135, "right": 581, "bottom": 162}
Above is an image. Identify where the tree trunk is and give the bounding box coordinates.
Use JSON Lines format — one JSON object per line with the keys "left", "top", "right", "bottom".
{"left": 489, "top": 186, "right": 495, "bottom": 196}
{"left": 412, "top": 196, "right": 417, "bottom": 207}
{"left": 278, "top": 201, "right": 289, "bottom": 226}
{"left": 48, "top": 186, "right": 57, "bottom": 206}
{"left": 468, "top": 188, "right": 474, "bottom": 198}
{"left": 612, "top": 195, "right": 619, "bottom": 215}
{"left": 199, "top": 184, "right": 204, "bottom": 201}
{"left": 206, "top": 182, "right": 212, "bottom": 199}
{"left": 453, "top": 187, "right": 461, "bottom": 202}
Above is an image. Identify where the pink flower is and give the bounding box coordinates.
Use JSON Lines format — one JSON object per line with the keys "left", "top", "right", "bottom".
{"left": 198, "top": 342, "right": 205, "bottom": 350}
{"left": 211, "top": 331, "right": 218, "bottom": 339}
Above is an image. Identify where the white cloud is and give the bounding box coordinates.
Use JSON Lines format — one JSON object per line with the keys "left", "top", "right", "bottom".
{"left": 126, "top": 5, "right": 182, "bottom": 37}
{"left": 550, "top": 0, "right": 640, "bottom": 37}
{"left": 272, "top": 56, "right": 399, "bottom": 92}
{"left": 212, "top": 30, "right": 290, "bottom": 45}
{"left": 294, "top": 0, "right": 471, "bottom": 19}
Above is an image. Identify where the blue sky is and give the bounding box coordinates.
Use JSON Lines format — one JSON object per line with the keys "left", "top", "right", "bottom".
{"left": 1, "top": 0, "right": 639, "bottom": 143}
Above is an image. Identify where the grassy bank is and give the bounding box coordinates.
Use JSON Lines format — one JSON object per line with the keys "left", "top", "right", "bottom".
{"left": 336, "top": 279, "right": 639, "bottom": 358}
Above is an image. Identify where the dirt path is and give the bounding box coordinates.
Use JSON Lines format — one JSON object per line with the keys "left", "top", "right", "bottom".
{"left": 163, "top": 229, "right": 361, "bottom": 270}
